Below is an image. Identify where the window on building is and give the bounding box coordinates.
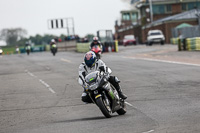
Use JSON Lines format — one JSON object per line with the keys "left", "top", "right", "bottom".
{"left": 131, "top": 13, "right": 137, "bottom": 22}
{"left": 153, "top": 4, "right": 172, "bottom": 14}
{"left": 122, "top": 13, "right": 130, "bottom": 20}
{"left": 153, "top": 5, "right": 165, "bottom": 14}
{"left": 182, "top": 2, "right": 200, "bottom": 11}
{"left": 182, "top": 3, "right": 187, "bottom": 11}
{"left": 188, "top": 2, "right": 196, "bottom": 10}
{"left": 188, "top": 2, "right": 200, "bottom": 9}
{"left": 166, "top": 5, "right": 172, "bottom": 13}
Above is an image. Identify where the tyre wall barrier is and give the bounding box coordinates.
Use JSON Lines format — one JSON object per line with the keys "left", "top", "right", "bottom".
{"left": 186, "top": 38, "right": 200, "bottom": 51}
{"left": 176, "top": 37, "right": 200, "bottom": 51}
{"left": 170, "top": 38, "right": 179, "bottom": 45}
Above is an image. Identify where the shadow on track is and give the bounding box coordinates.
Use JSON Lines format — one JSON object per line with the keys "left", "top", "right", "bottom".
{"left": 52, "top": 115, "right": 119, "bottom": 124}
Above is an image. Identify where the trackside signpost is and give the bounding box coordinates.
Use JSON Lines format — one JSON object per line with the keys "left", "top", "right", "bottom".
{"left": 47, "top": 18, "right": 76, "bottom": 51}
{"left": 47, "top": 17, "right": 75, "bottom": 36}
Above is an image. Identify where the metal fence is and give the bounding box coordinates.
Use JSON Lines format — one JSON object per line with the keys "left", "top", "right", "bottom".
{"left": 172, "top": 25, "right": 200, "bottom": 38}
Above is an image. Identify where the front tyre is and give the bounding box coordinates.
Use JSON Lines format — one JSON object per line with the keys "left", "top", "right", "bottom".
{"left": 117, "top": 101, "right": 127, "bottom": 115}
{"left": 96, "top": 97, "right": 112, "bottom": 118}
{"left": 96, "top": 53, "right": 101, "bottom": 59}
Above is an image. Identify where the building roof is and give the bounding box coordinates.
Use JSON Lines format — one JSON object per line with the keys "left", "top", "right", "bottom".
{"left": 145, "top": 9, "right": 200, "bottom": 28}
{"left": 175, "top": 23, "right": 193, "bottom": 29}
{"left": 134, "top": 0, "right": 200, "bottom": 7}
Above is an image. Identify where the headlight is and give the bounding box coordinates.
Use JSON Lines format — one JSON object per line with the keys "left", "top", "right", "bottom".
{"left": 88, "top": 83, "right": 99, "bottom": 90}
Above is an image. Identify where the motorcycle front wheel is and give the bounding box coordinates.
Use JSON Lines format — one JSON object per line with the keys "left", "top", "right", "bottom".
{"left": 116, "top": 100, "right": 127, "bottom": 115}
{"left": 96, "top": 53, "right": 101, "bottom": 59}
{"left": 96, "top": 97, "right": 112, "bottom": 118}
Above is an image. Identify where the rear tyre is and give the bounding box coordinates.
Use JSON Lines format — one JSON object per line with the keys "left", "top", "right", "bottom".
{"left": 96, "top": 97, "right": 112, "bottom": 118}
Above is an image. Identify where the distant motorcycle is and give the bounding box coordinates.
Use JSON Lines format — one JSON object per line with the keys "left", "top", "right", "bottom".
{"left": 51, "top": 44, "right": 57, "bottom": 56}
{"left": 25, "top": 45, "right": 31, "bottom": 55}
{"left": 84, "top": 70, "right": 126, "bottom": 118}
{"left": 91, "top": 45, "right": 102, "bottom": 59}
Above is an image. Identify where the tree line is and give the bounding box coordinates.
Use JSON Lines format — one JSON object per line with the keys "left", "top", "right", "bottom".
{"left": 0, "top": 28, "right": 81, "bottom": 46}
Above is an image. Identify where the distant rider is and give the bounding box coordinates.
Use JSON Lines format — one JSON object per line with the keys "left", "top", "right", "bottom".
{"left": 25, "top": 43, "right": 31, "bottom": 55}
{"left": 78, "top": 51, "right": 127, "bottom": 103}
{"left": 50, "top": 39, "right": 57, "bottom": 52}
{"left": 90, "top": 37, "right": 103, "bottom": 50}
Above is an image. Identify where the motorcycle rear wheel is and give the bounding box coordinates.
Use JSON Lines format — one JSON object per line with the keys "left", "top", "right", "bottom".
{"left": 96, "top": 97, "right": 112, "bottom": 118}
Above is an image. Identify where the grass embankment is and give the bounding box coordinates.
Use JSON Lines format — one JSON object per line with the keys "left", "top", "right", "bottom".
{"left": 1, "top": 46, "right": 18, "bottom": 55}
{"left": 1, "top": 45, "right": 45, "bottom": 55}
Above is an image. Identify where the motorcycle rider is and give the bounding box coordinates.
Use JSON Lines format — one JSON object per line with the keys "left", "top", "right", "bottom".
{"left": 90, "top": 36, "right": 103, "bottom": 50}
{"left": 50, "top": 39, "right": 56, "bottom": 47}
{"left": 25, "top": 43, "right": 31, "bottom": 55}
{"left": 78, "top": 51, "right": 127, "bottom": 103}
{"left": 50, "top": 39, "right": 57, "bottom": 53}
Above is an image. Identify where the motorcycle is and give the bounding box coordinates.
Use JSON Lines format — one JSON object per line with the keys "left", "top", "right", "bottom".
{"left": 25, "top": 45, "right": 31, "bottom": 55}
{"left": 84, "top": 69, "right": 126, "bottom": 118}
{"left": 91, "top": 45, "right": 102, "bottom": 59}
{"left": 51, "top": 44, "right": 57, "bottom": 56}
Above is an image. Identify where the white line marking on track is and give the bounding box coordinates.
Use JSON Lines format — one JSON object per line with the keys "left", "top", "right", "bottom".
{"left": 125, "top": 101, "right": 133, "bottom": 107}
{"left": 48, "top": 87, "right": 56, "bottom": 94}
{"left": 25, "top": 70, "right": 56, "bottom": 94}
{"left": 60, "top": 58, "right": 72, "bottom": 63}
{"left": 123, "top": 56, "right": 200, "bottom": 67}
{"left": 25, "top": 70, "right": 37, "bottom": 77}
{"left": 39, "top": 79, "right": 56, "bottom": 94}
{"left": 45, "top": 67, "right": 50, "bottom": 70}
{"left": 142, "top": 130, "right": 154, "bottom": 133}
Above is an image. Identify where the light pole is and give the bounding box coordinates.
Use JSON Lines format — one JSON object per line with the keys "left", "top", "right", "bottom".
{"left": 149, "top": 0, "right": 153, "bottom": 22}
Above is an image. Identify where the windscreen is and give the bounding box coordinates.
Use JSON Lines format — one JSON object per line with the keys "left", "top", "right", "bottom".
{"left": 85, "top": 71, "right": 99, "bottom": 84}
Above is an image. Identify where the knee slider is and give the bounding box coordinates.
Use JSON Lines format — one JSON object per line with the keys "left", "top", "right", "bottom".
{"left": 81, "top": 93, "right": 92, "bottom": 103}
{"left": 114, "top": 76, "right": 120, "bottom": 83}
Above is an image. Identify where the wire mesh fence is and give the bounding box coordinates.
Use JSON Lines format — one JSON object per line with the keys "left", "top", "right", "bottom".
{"left": 172, "top": 26, "right": 200, "bottom": 38}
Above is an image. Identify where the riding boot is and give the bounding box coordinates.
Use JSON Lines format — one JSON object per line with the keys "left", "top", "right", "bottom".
{"left": 115, "top": 85, "right": 127, "bottom": 100}
{"left": 108, "top": 76, "right": 127, "bottom": 99}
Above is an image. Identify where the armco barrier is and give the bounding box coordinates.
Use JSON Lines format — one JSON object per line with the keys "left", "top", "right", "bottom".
{"left": 31, "top": 46, "right": 45, "bottom": 52}
{"left": 57, "top": 41, "right": 76, "bottom": 51}
{"left": 20, "top": 46, "right": 45, "bottom": 53}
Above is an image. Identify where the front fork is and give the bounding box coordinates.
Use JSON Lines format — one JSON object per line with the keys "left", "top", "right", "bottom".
{"left": 93, "top": 91, "right": 110, "bottom": 106}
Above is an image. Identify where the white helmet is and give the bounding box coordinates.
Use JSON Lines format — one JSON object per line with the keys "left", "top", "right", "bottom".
{"left": 51, "top": 39, "right": 55, "bottom": 43}
{"left": 93, "top": 37, "right": 99, "bottom": 42}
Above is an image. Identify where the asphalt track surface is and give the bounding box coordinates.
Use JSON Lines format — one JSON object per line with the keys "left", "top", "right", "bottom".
{"left": 0, "top": 45, "right": 200, "bottom": 133}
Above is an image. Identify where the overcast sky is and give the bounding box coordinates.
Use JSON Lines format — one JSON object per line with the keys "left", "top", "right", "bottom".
{"left": 0, "top": 0, "right": 130, "bottom": 39}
